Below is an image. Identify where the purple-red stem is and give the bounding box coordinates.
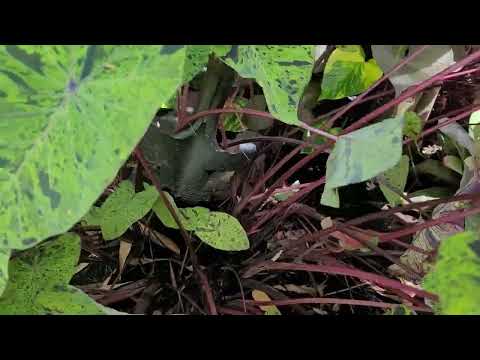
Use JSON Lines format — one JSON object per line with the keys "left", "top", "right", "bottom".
{"left": 247, "top": 298, "right": 432, "bottom": 313}
{"left": 326, "top": 45, "right": 430, "bottom": 129}
{"left": 242, "top": 260, "right": 437, "bottom": 300}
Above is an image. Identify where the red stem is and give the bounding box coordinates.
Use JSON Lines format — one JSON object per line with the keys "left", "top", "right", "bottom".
{"left": 177, "top": 108, "right": 275, "bottom": 132}
{"left": 294, "top": 193, "right": 480, "bottom": 247}
{"left": 247, "top": 298, "right": 432, "bottom": 313}
{"left": 379, "top": 205, "right": 480, "bottom": 241}
{"left": 242, "top": 261, "right": 437, "bottom": 300}
{"left": 325, "top": 45, "right": 430, "bottom": 129}
{"left": 344, "top": 49, "right": 480, "bottom": 133}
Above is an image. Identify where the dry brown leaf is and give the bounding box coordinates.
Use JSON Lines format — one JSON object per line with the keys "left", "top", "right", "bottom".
{"left": 252, "top": 289, "right": 281, "bottom": 315}
{"left": 138, "top": 222, "right": 180, "bottom": 255}
{"left": 75, "top": 262, "right": 89, "bottom": 274}
{"left": 119, "top": 240, "right": 133, "bottom": 276}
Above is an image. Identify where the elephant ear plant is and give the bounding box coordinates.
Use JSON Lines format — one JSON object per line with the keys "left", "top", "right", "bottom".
{"left": 0, "top": 45, "right": 319, "bottom": 313}
{"left": 2, "top": 44, "right": 475, "bottom": 315}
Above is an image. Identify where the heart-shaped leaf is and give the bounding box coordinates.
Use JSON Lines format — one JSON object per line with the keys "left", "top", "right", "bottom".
{"left": 0, "top": 45, "right": 191, "bottom": 293}
{"left": 84, "top": 181, "right": 159, "bottom": 240}
{"left": 0, "top": 233, "right": 108, "bottom": 314}
{"left": 153, "top": 191, "right": 249, "bottom": 251}
{"left": 222, "top": 45, "right": 314, "bottom": 125}
{"left": 321, "top": 116, "right": 404, "bottom": 207}
{"left": 320, "top": 45, "right": 383, "bottom": 100}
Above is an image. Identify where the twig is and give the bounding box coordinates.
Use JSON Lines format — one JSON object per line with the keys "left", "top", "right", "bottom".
{"left": 241, "top": 261, "right": 437, "bottom": 301}
{"left": 134, "top": 148, "right": 218, "bottom": 315}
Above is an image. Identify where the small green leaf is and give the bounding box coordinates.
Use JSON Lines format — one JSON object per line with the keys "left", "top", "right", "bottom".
{"left": 423, "top": 231, "right": 480, "bottom": 315}
{"left": 320, "top": 45, "right": 383, "bottom": 100}
{"left": 153, "top": 191, "right": 249, "bottom": 251}
{"left": 320, "top": 186, "right": 340, "bottom": 208}
{"left": 0, "top": 233, "right": 107, "bottom": 314}
{"left": 84, "top": 181, "right": 159, "bottom": 240}
{"left": 379, "top": 155, "right": 410, "bottom": 206}
{"left": 223, "top": 45, "right": 314, "bottom": 125}
{"left": 403, "top": 111, "right": 423, "bottom": 140}
{"left": 152, "top": 191, "right": 195, "bottom": 231}
{"left": 321, "top": 117, "right": 404, "bottom": 207}
{"left": 195, "top": 212, "right": 249, "bottom": 251}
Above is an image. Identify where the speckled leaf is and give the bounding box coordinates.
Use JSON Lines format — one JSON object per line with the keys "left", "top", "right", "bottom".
{"left": 423, "top": 231, "right": 480, "bottom": 315}
{"left": 321, "top": 116, "right": 404, "bottom": 207}
{"left": 0, "top": 233, "right": 107, "bottom": 314}
{"left": 0, "top": 46, "right": 188, "bottom": 262}
{"left": 372, "top": 45, "right": 454, "bottom": 95}
{"left": 152, "top": 191, "right": 196, "bottom": 231}
{"left": 320, "top": 45, "right": 383, "bottom": 100}
{"left": 183, "top": 45, "right": 231, "bottom": 83}
{"left": 0, "top": 249, "right": 10, "bottom": 296}
{"left": 94, "top": 181, "right": 159, "bottom": 240}
{"left": 153, "top": 191, "right": 249, "bottom": 251}
{"left": 195, "top": 211, "right": 249, "bottom": 251}
{"left": 222, "top": 45, "right": 315, "bottom": 125}
{"left": 379, "top": 155, "right": 410, "bottom": 206}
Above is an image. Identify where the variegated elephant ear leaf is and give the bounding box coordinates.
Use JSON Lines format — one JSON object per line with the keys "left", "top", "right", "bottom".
{"left": 222, "top": 45, "right": 315, "bottom": 125}
{"left": 0, "top": 45, "right": 193, "bottom": 294}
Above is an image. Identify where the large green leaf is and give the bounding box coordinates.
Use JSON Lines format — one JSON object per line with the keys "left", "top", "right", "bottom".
{"left": 83, "top": 181, "right": 159, "bottom": 240}
{"left": 0, "top": 233, "right": 107, "bottom": 314}
{"left": 372, "top": 45, "right": 454, "bottom": 95}
{"left": 321, "top": 116, "right": 404, "bottom": 207}
{"left": 320, "top": 45, "right": 383, "bottom": 100}
{"left": 423, "top": 231, "right": 480, "bottom": 315}
{"left": 222, "top": 45, "right": 315, "bottom": 125}
{"left": 153, "top": 191, "right": 249, "bottom": 251}
{"left": 0, "top": 45, "right": 189, "bottom": 293}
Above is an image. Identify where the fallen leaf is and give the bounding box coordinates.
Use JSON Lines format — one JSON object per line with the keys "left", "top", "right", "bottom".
{"left": 252, "top": 289, "right": 281, "bottom": 315}
{"left": 118, "top": 240, "right": 133, "bottom": 276}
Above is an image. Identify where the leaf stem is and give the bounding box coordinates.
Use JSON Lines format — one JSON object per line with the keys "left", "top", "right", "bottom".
{"left": 134, "top": 148, "right": 218, "bottom": 315}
